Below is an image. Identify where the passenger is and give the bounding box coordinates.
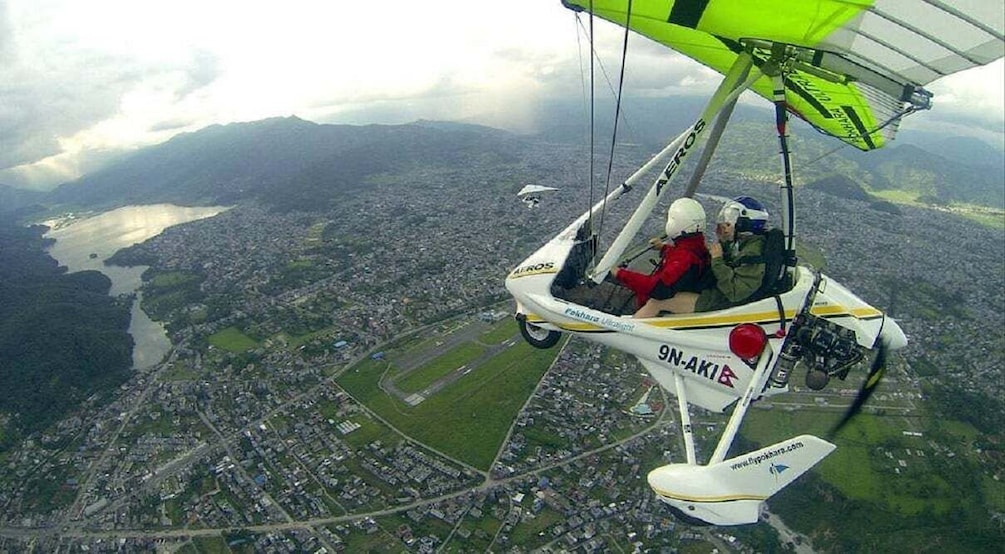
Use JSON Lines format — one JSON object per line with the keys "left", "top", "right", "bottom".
{"left": 612, "top": 197, "right": 710, "bottom": 318}
{"left": 658, "top": 196, "right": 770, "bottom": 314}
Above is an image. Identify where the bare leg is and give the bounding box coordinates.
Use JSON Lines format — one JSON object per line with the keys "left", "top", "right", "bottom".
{"left": 633, "top": 292, "right": 700, "bottom": 318}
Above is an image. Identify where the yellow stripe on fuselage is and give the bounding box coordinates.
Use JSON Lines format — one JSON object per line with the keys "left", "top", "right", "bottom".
{"left": 646, "top": 305, "right": 882, "bottom": 330}
{"left": 525, "top": 304, "right": 882, "bottom": 333}
{"left": 525, "top": 314, "right": 607, "bottom": 333}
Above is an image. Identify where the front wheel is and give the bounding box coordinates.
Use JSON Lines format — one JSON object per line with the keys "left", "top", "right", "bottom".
{"left": 518, "top": 319, "right": 561, "bottom": 349}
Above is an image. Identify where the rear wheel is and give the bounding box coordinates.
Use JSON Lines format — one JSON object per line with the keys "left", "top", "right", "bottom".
{"left": 518, "top": 319, "right": 561, "bottom": 349}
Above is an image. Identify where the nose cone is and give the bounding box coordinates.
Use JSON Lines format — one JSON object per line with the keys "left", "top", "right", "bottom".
{"left": 880, "top": 317, "right": 908, "bottom": 350}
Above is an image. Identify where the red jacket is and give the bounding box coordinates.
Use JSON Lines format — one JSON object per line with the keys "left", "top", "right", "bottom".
{"left": 615, "top": 234, "right": 710, "bottom": 307}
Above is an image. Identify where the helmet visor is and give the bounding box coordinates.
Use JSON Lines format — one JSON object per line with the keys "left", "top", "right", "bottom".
{"left": 717, "top": 205, "right": 741, "bottom": 226}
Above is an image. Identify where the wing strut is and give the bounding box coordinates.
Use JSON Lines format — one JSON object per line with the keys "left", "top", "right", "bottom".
{"left": 708, "top": 345, "right": 776, "bottom": 464}
{"left": 590, "top": 51, "right": 760, "bottom": 282}
{"left": 673, "top": 372, "right": 698, "bottom": 465}
{"left": 682, "top": 65, "right": 748, "bottom": 198}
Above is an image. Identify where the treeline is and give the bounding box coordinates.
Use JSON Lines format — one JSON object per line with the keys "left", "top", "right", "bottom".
{"left": 771, "top": 472, "right": 1002, "bottom": 553}
{"left": 0, "top": 222, "right": 133, "bottom": 450}
{"left": 926, "top": 382, "right": 1005, "bottom": 436}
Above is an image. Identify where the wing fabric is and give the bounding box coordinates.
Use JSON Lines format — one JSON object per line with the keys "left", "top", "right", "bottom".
{"left": 562, "top": 0, "right": 1005, "bottom": 151}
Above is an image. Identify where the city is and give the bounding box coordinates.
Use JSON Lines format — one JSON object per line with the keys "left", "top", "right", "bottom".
{"left": 1, "top": 139, "right": 1002, "bottom": 552}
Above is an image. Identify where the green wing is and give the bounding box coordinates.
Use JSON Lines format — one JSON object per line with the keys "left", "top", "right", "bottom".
{"left": 562, "top": 0, "right": 1004, "bottom": 151}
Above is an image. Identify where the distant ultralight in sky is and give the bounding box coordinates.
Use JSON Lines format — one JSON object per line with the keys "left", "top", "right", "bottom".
{"left": 2, "top": 0, "right": 1002, "bottom": 190}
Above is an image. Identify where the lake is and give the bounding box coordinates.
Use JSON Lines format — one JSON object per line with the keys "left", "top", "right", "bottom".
{"left": 44, "top": 204, "right": 229, "bottom": 369}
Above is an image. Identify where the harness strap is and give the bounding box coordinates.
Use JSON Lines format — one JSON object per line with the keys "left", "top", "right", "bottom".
{"left": 774, "top": 294, "right": 787, "bottom": 333}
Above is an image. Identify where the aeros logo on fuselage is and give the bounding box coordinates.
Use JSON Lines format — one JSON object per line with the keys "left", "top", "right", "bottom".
{"left": 508, "top": 261, "right": 556, "bottom": 279}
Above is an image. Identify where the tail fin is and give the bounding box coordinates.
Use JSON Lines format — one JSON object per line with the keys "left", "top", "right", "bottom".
{"left": 648, "top": 435, "right": 835, "bottom": 525}
{"left": 720, "top": 435, "right": 835, "bottom": 497}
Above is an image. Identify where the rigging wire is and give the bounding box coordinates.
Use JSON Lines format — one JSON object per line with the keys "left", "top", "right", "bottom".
{"left": 574, "top": 4, "right": 640, "bottom": 242}
{"left": 739, "top": 103, "right": 923, "bottom": 173}
{"left": 572, "top": 17, "right": 640, "bottom": 139}
{"left": 596, "top": 0, "right": 633, "bottom": 244}
{"left": 802, "top": 104, "right": 921, "bottom": 165}
{"left": 587, "top": 1, "right": 596, "bottom": 237}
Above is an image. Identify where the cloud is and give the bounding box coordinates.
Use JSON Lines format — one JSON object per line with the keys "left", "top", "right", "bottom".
{"left": 1, "top": 0, "right": 1001, "bottom": 190}
{"left": 0, "top": 1, "right": 12, "bottom": 64}
{"left": 176, "top": 49, "right": 220, "bottom": 100}
{"left": 1, "top": 0, "right": 228, "bottom": 187}
{"left": 898, "top": 59, "right": 1005, "bottom": 148}
{"left": 0, "top": 54, "right": 125, "bottom": 168}
{"left": 923, "top": 60, "right": 1004, "bottom": 132}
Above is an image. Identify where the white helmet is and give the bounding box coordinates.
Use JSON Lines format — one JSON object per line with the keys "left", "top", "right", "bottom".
{"left": 665, "top": 197, "right": 706, "bottom": 239}
{"left": 717, "top": 196, "right": 769, "bottom": 234}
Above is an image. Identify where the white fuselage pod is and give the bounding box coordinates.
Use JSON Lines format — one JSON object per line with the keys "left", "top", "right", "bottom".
{"left": 506, "top": 221, "right": 905, "bottom": 525}
{"left": 505, "top": 231, "right": 907, "bottom": 413}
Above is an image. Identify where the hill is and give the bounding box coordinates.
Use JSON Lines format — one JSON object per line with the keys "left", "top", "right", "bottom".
{"left": 33, "top": 103, "right": 1004, "bottom": 213}
{"left": 848, "top": 142, "right": 1005, "bottom": 206}
{"left": 805, "top": 174, "right": 903, "bottom": 215}
{"left": 900, "top": 131, "right": 1005, "bottom": 171}
{"left": 51, "top": 117, "right": 524, "bottom": 211}
{"left": 0, "top": 222, "right": 133, "bottom": 450}
{"left": 536, "top": 96, "right": 1004, "bottom": 208}
{"left": 807, "top": 174, "right": 873, "bottom": 201}
{"left": 0, "top": 184, "right": 48, "bottom": 221}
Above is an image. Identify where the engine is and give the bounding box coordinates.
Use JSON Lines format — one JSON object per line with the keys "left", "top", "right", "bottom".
{"left": 770, "top": 312, "right": 865, "bottom": 390}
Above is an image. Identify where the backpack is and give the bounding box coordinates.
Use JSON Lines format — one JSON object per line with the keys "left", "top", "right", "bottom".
{"left": 736, "top": 228, "right": 795, "bottom": 301}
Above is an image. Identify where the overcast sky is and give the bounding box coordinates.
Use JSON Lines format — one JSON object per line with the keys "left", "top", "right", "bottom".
{"left": 2, "top": 0, "right": 1002, "bottom": 190}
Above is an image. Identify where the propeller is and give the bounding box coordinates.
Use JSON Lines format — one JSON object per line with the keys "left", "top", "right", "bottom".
{"left": 828, "top": 341, "right": 887, "bottom": 438}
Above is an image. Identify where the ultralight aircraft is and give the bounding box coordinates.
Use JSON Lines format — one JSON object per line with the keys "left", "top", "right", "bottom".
{"left": 517, "top": 184, "right": 560, "bottom": 208}
{"left": 506, "top": 0, "right": 1003, "bottom": 525}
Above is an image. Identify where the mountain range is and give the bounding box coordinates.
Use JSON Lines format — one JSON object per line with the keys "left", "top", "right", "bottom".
{"left": 1, "top": 100, "right": 1002, "bottom": 217}
{"left": 46, "top": 117, "right": 525, "bottom": 212}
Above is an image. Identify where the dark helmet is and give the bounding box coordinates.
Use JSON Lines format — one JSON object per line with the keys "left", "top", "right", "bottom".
{"left": 716, "top": 196, "right": 769, "bottom": 234}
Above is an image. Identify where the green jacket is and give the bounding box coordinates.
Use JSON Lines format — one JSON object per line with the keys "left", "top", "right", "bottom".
{"left": 695, "top": 233, "right": 766, "bottom": 312}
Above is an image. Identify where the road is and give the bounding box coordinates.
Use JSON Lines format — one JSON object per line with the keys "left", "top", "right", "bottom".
{"left": 1, "top": 334, "right": 680, "bottom": 545}
{"left": 762, "top": 509, "right": 816, "bottom": 554}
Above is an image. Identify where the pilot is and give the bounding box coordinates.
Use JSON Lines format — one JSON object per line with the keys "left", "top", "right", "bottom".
{"left": 612, "top": 197, "right": 710, "bottom": 318}
{"left": 658, "top": 195, "right": 769, "bottom": 314}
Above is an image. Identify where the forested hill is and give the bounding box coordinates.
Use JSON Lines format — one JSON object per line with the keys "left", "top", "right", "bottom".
{"left": 705, "top": 119, "right": 1005, "bottom": 208}
{"left": 0, "top": 222, "right": 133, "bottom": 450}
{"left": 535, "top": 96, "right": 1004, "bottom": 208}
{"left": 50, "top": 117, "right": 524, "bottom": 212}
{"left": 0, "top": 184, "right": 48, "bottom": 221}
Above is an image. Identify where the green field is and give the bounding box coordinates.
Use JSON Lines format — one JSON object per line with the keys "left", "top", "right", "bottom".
{"left": 869, "top": 188, "right": 919, "bottom": 204}
{"left": 161, "top": 360, "right": 203, "bottom": 381}
{"left": 149, "top": 270, "right": 202, "bottom": 289}
{"left": 337, "top": 320, "right": 559, "bottom": 470}
{"left": 394, "top": 342, "right": 487, "bottom": 394}
{"left": 278, "top": 327, "right": 335, "bottom": 350}
{"left": 961, "top": 210, "right": 1005, "bottom": 228}
{"left": 507, "top": 505, "right": 566, "bottom": 548}
{"left": 479, "top": 318, "right": 518, "bottom": 345}
{"left": 742, "top": 409, "right": 972, "bottom": 517}
{"left": 180, "top": 536, "right": 230, "bottom": 554}
{"left": 208, "top": 326, "right": 260, "bottom": 353}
